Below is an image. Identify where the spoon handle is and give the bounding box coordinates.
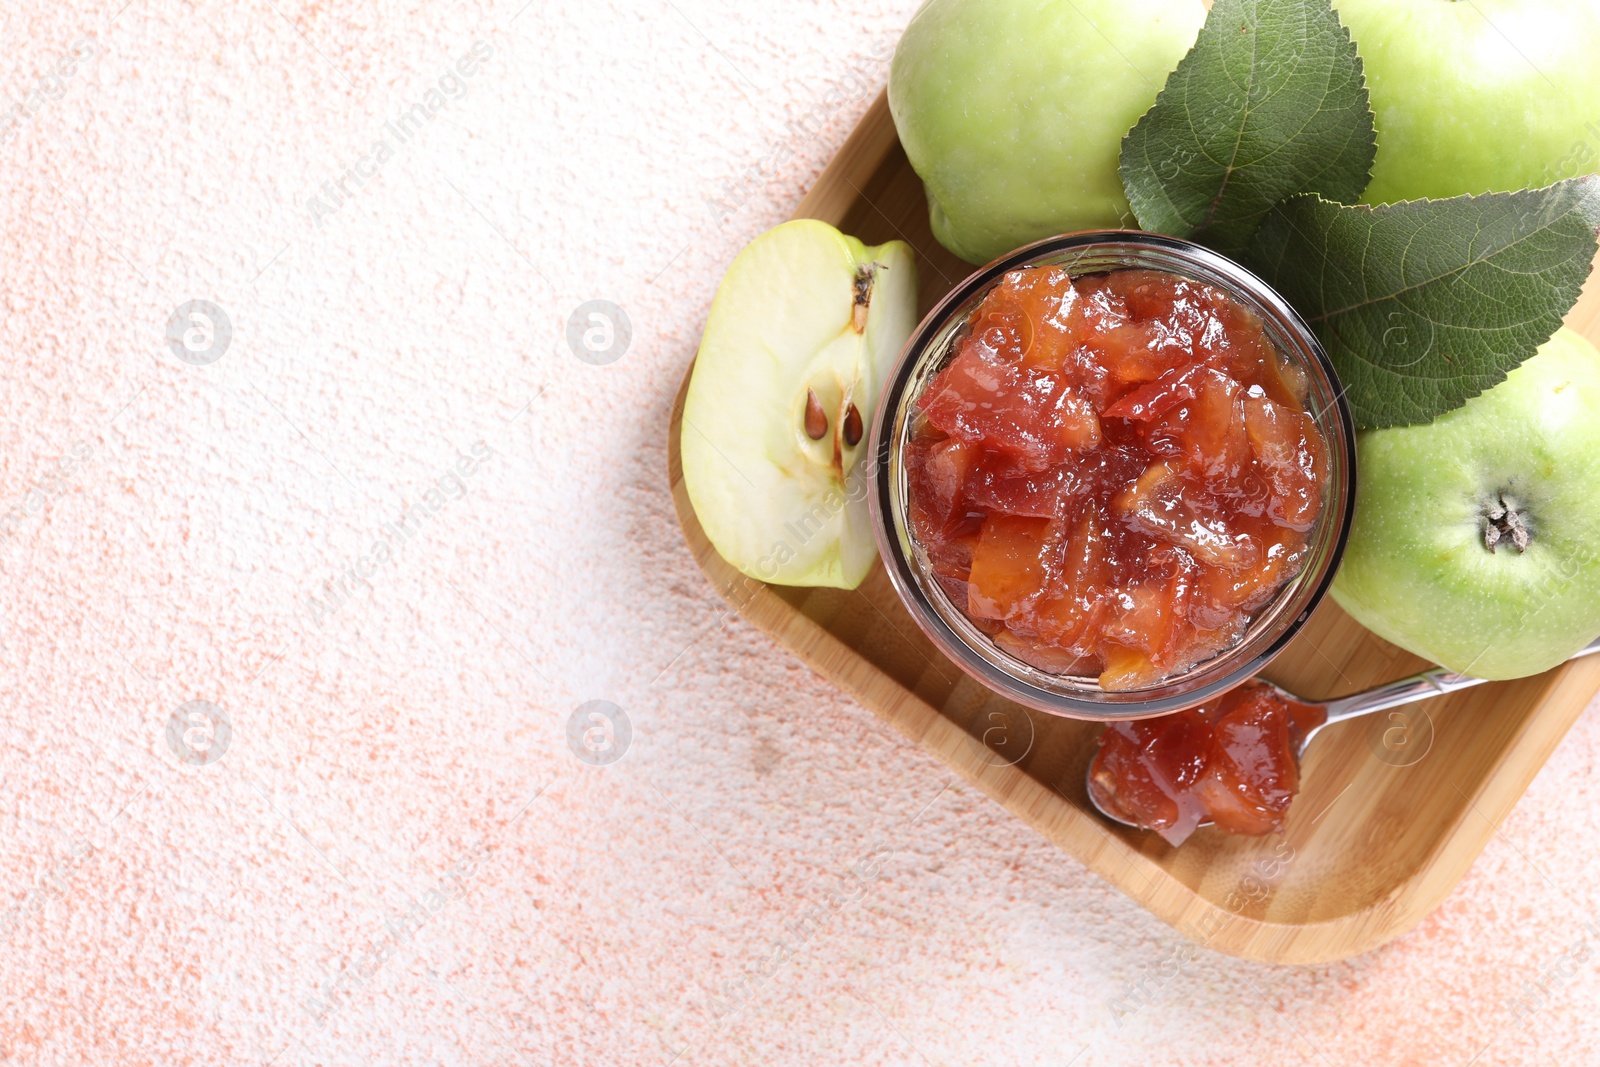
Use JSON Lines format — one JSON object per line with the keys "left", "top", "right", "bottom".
{"left": 1318, "top": 636, "right": 1600, "bottom": 727}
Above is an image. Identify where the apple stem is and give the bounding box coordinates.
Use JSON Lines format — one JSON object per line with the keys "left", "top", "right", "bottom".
{"left": 851, "top": 264, "right": 879, "bottom": 334}
{"left": 1483, "top": 494, "right": 1532, "bottom": 553}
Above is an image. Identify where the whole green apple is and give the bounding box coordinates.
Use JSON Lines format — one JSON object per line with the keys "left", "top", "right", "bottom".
{"left": 1334, "top": 0, "right": 1600, "bottom": 204}
{"left": 1332, "top": 328, "right": 1600, "bottom": 680}
{"left": 889, "top": 0, "right": 1205, "bottom": 264}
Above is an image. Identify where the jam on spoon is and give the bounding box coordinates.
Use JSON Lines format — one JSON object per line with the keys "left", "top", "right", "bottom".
{"left": 1086, "top": 638, "right": 1600, "bottom": 846}
{"left": 1087, "top": 681, "right": 1324, "bottom": 846}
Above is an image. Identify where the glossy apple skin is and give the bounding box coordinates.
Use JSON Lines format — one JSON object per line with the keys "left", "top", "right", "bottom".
{"left": 1335, "top": 0, "right": 1600, "bottom": 204}
{"left": 1331, "top": 329, "right": 1600, "bottom": 680}
{"left": 889, "top": 0, "right": 1204, "bottom": 264}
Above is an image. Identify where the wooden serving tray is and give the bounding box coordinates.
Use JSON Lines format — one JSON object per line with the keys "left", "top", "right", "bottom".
{"left": 668, "top": 91, "right": 1600, "bottom": 964}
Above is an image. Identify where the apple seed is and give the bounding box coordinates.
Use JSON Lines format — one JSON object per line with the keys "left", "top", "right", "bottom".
{"left": 843, "top": 403, "right": 863, "bottom": 447}
{"left": 804, "top": 389, "right": 828, "bottom": 440}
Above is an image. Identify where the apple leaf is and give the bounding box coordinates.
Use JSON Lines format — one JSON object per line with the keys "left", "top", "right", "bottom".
{"left": 1248, "top": 177, "right": 1600, "bottom": 428}
{"left": 1119, "top": 0, "right": 1375, "bottom": 257}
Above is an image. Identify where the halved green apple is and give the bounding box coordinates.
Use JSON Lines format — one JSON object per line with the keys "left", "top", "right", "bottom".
{"left": 681, "top": 219, "right": 917, "bottom": 589}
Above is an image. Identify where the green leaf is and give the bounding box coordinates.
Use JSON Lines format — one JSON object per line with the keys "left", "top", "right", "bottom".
{"left": 1119, "top": 0, "right": 1375, "bottom": 257}
{"left": 1248, "top": 178, "right": 1600, "bottom": 428}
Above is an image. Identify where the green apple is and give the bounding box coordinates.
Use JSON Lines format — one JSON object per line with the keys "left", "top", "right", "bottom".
{"left": 1334, "top": 0, "right": 1600, "bottom": 204}
{"left": 1332, "top": 328, "right": 1600, "bottom": 679}
{"left": 889, "top": 0, "right": 1205, "bottom": 265}
{"left": 681, "top": 220, "right": 917, "bottom": 589}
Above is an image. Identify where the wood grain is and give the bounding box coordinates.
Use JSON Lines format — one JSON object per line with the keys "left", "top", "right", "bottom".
{"left": 668, "top": 90, "right": 1600, "bottom": 963}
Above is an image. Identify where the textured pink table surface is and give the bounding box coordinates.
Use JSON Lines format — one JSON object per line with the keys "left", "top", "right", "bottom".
{"left": 3, "top": 0, "right": 1600, "bottom": 1064}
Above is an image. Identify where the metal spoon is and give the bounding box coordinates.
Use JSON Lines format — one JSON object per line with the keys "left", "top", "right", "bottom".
{"left": 1088, "top": 637, "right": 1600, "bottom": 833}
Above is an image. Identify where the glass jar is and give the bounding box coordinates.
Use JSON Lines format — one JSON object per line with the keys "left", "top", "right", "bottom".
{"left": 868, "top": 231, "right": 1356, "bottom": 720}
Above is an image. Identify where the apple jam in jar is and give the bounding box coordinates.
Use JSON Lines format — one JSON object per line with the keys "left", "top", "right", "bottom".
{"left": 903, "top": 266, "right": 1331, "bottom": 691}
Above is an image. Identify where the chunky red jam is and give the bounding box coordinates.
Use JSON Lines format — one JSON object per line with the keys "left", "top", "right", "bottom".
{"left": 1087, "top": 681, "right": 1325, "bottom": 845}
{"left": 905, "top": 266, "right": 1328, "bottom": 690}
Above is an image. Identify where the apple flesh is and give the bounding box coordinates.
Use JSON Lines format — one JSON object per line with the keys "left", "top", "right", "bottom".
{"left": 1334, "top": 0, "right": 1600, "bottom": 203}
{"left": 889, "top": 0, "right": 1205, "bottom": 265}
{"left": 681, "top": 220, "right": 917, "bottom": 589}
{"left": 1332, "top": 328, "right": 1600, "bottom": 680}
